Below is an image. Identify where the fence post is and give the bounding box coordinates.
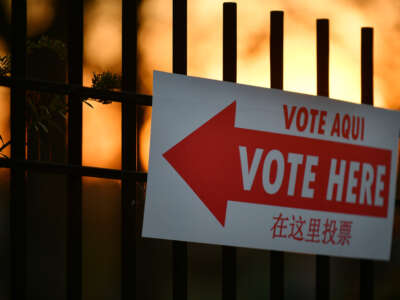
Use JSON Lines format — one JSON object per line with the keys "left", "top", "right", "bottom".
{"left": 172, "top": 0, "right": 188, "bottom": 299}
{"left": 67, "top": 0, "right": 83, "bottom": 299}
{"left": 10, "top": 0, "right": 27, "bottom": 299}
{"left": 269, "top": 10, "right": 284, "bottom": 300}
{"left": 222, "top": 3, "right": 237, "bottom": 300}
{"left": 316, "top": 18, "right": 330, "bottom": 300}
{"left": 360, "top": 27, "right": 374, "bottom": 300}
{"left": 121, "top": 0, "right": 138, "bottom": 299}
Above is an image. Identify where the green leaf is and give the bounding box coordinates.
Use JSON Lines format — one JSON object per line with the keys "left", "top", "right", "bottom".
{"left": 37, "top": 122, "right": 48, "bottom": 133}
{"left": 27, "top": 35, "right": 67, "bottom": 62}
{"left": 0, "top": 55, "right": 11, "bottom": 76}
{"left": 0, "top": 152, "right": 9, "bottom": 159}
{"left": 27, "top": 97, "right": 39, "bottom": 116}
{"left": 0, "top": 140, "right": 11, "bottom": 152}
{"left": 83, "top": 99, "right": 94, "bottom": 108}
{"left": 90, "top": 71, "right": 121, "bottom": 104}
{"left": 46, "top": 119, "right": 63, "bottom": 133}
{"left": 58, "top": 111, "right": 67, "bottom": 119}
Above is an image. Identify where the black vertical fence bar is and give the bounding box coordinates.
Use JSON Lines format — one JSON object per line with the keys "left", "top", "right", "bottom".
{"left": 316, "top": 18, "right": 330, "bottom": 300}
{"left": 172, "top": 0, "right": 188, "bottom": 299}
{"left": 317, "top": 19, "right": 329, "bottom": 97}
{"left": 222, "top": 3, "right": 237, "bottom": 300}
{"left": 121, "top": 0, "right": 137, "bottom": 299}
{"left": 269, "top": 10, "right": 284, "bottom": 300}
{"left": 360, "top": 27, "right": 374, "bottom": 300}
{"left": 270, "top": 11, "right": 283, "bottom": 90}
{"left": 361, "top": 28, "right": 373, "bottom": 106}
{"left": 10, "top": 0, "right": 27, "bottom": 299}
{"left": 67, "top": 0, "right": 83, "bottom": 299}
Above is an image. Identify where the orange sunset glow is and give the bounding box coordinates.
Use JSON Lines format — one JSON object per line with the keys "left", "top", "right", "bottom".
{"left": 138, "top": 0, "right": 399, "bottom": 171}
{"left": 0, "top": 0, "right": 400, "bottom": 171}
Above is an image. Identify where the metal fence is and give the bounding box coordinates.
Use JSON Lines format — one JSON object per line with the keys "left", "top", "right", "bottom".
{"left": 0, "top": 0, "right": 389, "bottom": 299}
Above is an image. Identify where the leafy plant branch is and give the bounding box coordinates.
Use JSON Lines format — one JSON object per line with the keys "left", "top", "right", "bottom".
{"left": 0, "top": 135, "right": 10, "bottom": 159}
{"left": 0, "top": 36, "right": 122, "bottom": 160}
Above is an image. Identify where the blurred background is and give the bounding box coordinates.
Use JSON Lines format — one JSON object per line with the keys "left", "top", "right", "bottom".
{"left": 0, "top": 0, "right": 400, "bottom": 299}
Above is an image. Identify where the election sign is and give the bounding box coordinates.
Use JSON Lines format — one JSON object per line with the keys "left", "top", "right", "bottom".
{"left": 142, "top": 71, "right": 400, "bottom": 260}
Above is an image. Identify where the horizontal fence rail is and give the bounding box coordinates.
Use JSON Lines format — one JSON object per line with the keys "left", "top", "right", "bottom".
{"left": 0, "top": 159, "right": 147, "bottom": 181}
{"left": 0, "top": 76, "right": 152, "bottom": 106}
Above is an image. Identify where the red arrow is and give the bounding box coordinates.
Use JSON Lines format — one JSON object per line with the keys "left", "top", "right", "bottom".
{"left": 163, "top": 101, "right": 390, "bottom": 226}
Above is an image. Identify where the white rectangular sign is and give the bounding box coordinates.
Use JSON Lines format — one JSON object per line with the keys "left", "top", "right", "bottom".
{"left": 142, "top": 71, "right": 400, "bottom": 260}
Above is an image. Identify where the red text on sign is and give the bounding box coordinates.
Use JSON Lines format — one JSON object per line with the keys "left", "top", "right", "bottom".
{"left": 330, "top": 113, "right": 365, "bottom": 141}
{"left": 271, "top": 212, "right": 353, "bottom": 246}
{"left": 283, "top": 105, "right": 328, "bottom": 135}
{"left": 283, "top": 105, "right": 366, "bottom": 141}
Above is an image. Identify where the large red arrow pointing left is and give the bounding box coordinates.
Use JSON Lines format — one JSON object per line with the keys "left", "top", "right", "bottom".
{"left": 163, "top": 101, "right": 390, "bottom": 226}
